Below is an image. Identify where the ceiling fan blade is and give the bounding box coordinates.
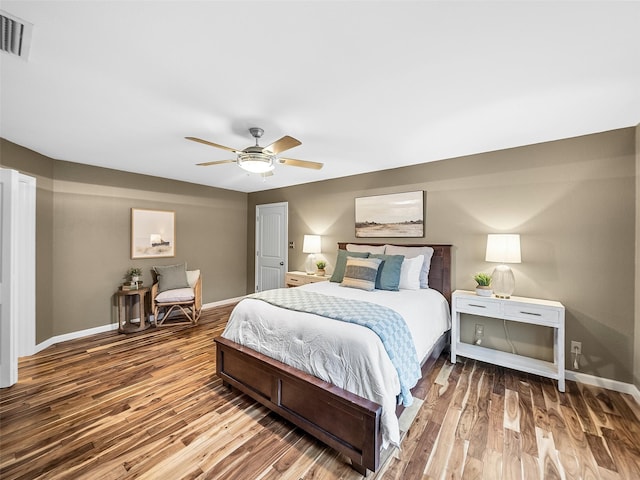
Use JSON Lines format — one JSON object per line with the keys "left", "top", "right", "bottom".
{"left": 196, "top": 159, "right": 236, "bottom": 167}
{"left": 185, "top": 136, "right": 239, "bottom": 153}
{"left": 265, "top": 135, "right": 301, "bottom": 154}
{"left": 279, "top": 157, "right": 324, "bottom": 170}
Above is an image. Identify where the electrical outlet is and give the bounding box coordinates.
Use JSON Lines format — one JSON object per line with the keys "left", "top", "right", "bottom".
{"left": 475, "top": 324, "right": 484, "bottom": 337}
{"left": 571, "top": 340, "right": 582, "bottom": 355}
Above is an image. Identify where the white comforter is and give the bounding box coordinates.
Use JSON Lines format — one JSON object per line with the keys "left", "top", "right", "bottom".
{"left": 221, "top": 281, "right": 451, "bottom": 447}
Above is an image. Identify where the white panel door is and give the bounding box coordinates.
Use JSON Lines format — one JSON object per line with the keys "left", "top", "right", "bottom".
{"left": 255, "top": 202, "right": 288, "bottom": 292}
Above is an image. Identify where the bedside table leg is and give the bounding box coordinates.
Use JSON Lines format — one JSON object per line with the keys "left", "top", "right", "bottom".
{"left": 451, "top": 311, "right": 459, "bottom": 364}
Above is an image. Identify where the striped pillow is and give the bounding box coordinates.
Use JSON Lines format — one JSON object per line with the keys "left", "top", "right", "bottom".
{"left": 341, "top": 257, "right": 383, "bottom": 291}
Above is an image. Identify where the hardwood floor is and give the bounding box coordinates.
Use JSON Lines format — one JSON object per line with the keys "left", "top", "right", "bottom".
{"left": 1, "top": 305, "right": 639, "bottom": 479}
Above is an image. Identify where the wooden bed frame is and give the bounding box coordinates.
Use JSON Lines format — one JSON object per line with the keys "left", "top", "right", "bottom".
{"left": 214, "top": 243, "right": 452, "bottom": 475}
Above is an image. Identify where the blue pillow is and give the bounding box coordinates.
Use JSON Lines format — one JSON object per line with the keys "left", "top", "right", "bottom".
{"left": 330, "top": 249, "right": 370, "bottom": 283}
{"left": 370, "top": 254, "right": 405, "bottom": 291}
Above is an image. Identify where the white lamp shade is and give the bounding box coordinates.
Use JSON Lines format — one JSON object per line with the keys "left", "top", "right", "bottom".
{"left": 485, "top": 234, "right": 521, "bottom": 264}
{"left": 302, "top": 234, "right": 321, "bottom": 254}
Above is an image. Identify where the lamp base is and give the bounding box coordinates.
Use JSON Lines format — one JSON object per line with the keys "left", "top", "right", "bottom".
{"left": 304, "top": 254, "right": 316, "bottom": 275}
{"left": 491, "top": 264, "right": 515, "bottom": 298}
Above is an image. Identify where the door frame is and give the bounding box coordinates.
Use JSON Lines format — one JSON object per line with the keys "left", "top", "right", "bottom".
{"left": 1, "top": 169, "right": 36, "bottom": 388}
{"left": 255, "top": 202, "right": 288, "bottom": 292}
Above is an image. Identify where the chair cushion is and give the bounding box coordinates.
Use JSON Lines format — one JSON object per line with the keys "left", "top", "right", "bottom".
{"left": 154, "top": 263, "right": 189, "bottom": 292}
{"left": 155, "top": 287, "right": 195, "bottom": 303}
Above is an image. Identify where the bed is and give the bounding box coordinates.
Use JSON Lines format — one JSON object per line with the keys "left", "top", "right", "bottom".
{"left": 214, "top": 242, "right": 452, "bottom": 475}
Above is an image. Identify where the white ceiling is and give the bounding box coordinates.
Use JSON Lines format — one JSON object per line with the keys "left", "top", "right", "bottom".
{"left": 1, "top": 1, "right": 639, "bottom": 193}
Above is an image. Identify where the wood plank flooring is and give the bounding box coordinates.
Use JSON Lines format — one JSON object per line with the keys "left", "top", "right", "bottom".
{"left": 1, "top": 305, "right": 640, "bottom": 479}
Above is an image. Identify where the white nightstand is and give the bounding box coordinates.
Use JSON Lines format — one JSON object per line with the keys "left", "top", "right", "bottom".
{"left": 285, "top": 271, "right": 330, "bottom": 288}
{"left": 451, "top": 289, "right": 566, "bottom": 392}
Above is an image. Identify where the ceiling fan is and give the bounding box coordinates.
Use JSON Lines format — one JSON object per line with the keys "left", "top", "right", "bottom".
{"left": 186, "top": 128, "right": 323, "bottom": 175}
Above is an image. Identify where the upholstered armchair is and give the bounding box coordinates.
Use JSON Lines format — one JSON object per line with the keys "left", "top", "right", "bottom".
{"left": 151, "top": 264, "right": 202, "bottom": 327}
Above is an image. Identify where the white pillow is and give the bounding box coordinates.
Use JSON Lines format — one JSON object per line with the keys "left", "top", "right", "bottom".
{"left": 155, "top": 287, "right": 195, "bottom": 303}
{"left": 186, "top": 269, "right": 200, "bottom": 288}
{"left": 385, "top": 245, "right": 434, "bottom": 288}
{"left": 399, "top": 255, "right": 424, "bottom": 290}
{"left": 346, "top": 243, "right": 386, "bottom": 254}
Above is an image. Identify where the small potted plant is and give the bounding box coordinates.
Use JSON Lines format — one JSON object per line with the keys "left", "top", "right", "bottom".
{"left": 316, "top": 260, "right": 327, "bottom": 276}
{"left": 126, "top": 267, "right": 143, "bottom": 285}
{"left": 473, "top": 273, "right": 492, "bottom": 297}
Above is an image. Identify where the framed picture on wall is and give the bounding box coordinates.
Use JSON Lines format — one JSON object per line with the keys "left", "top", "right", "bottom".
{"left": 355, "top": 190, "right": 424, "bottom": 238}
{"left": 131, "top": 208, "right": 175, "bottom": 259}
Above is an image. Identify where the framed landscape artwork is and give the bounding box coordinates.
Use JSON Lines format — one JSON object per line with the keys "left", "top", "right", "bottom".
{"left": 355, "top": 191, "right": 424, "bottom": 238}
{"left": 131, "top": 208, "right": 175, "bottom": 259}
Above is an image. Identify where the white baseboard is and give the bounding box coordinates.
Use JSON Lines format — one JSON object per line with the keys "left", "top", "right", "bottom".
{"left": 33, "top": 323, "right": 119, "bottom": 355}
{"left": 566, "top": 370, "right": 640, "bottom": 404}
{"left": 202, "top": 296, "right": 246, "bottom": 309}
{"left": 31, "top": 296, "right": 246, "bottom": 356}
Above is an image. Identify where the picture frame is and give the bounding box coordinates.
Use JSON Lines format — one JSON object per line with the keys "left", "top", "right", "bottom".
{"left": 131, "top": 208, "right": 175, "bottom": 259}
{"left": 355, "top": 190, "right": 424, "bottom": 238}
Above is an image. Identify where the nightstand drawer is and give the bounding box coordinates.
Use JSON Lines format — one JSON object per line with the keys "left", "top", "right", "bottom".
{"left": 285, "top": 271, "right": 329, "bottom": 287}
{"left": 455, "top": 297, "right": 501, "bottom": 315}
{"left": 285, "top": 274, "right": 304, "bottom": 286}
{"left": 504, "top": 304, "right": 559, "bottom": 325}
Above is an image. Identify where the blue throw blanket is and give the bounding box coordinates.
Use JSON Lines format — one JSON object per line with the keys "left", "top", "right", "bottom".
{"left": 248, "top": 288, "right": 421, "bottom": 406}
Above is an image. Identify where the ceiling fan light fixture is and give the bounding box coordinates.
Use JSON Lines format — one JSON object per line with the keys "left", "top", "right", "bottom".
{"left": 237, "top": 151, "right": 275, "bottom": 173}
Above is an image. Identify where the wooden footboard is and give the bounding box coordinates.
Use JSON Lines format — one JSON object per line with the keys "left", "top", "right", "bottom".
{"left": 214, "top": 336, "right": 381, "bottom": 474}
{"left": 215, "top": 243, "right": 452, "bottom": 474}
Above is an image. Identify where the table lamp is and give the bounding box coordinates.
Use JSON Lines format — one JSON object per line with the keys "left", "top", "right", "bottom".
{"left": 485, "top": 234, "right": 521, "bottom": 298}
{"left": 302, "top": 234, "right": 321, "bottom": 275}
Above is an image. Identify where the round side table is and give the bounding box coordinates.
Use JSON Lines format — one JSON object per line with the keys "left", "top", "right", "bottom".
{"left": 116, "top": 287, "right": 151, "bottom": 333}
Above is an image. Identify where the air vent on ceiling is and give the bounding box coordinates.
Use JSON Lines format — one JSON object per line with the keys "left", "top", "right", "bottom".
{"left": 1, "top": 10, "right": 33, "bottom": 59}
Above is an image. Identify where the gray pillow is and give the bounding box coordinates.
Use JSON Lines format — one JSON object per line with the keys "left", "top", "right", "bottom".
{"left": 154, "top": 263, "right": 189, "bottom": 292}
{"left": 384, "top": 245, "right": 434, "bottom": 288}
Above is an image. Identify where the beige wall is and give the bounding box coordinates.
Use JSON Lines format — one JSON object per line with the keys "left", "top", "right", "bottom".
{"left": 2, "top": 127, "right": 637, "bottom": 384}
{"left": 1, "top": 139, "right": 248, "bottom": 341}
{"left": 249, "top": 128, "right": 637, "bottom": 383}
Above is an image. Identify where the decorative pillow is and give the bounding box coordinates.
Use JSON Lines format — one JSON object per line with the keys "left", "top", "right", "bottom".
{"left": 346, "top": 243, "right": 386, "bottom": 254}
{"left": 153, "top": 263, "right": 189, "bottom": 293}
{"left": 370, "top": 254, "right": 405, "bottom": 291}
{"left": 398, "top": 255, "right": 424, "bottom": 290}
{"left": 341, "top": 257, "right": 383, "bottom": 291}
{"left": 155, "top": 287, "right": 195, "bottom": 303}
{"left": 186, "top": 269, "right": 200, "bottom": 288}
{"left": 384, "top": 245, "right": 434, "bottom": 288}
{"left": 330, "top": 249, "right": 370, "bottom": 283}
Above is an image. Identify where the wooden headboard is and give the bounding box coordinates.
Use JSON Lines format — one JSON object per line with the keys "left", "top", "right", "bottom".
{"left": 337, "top": 242, "right": 452, "bottom": 305}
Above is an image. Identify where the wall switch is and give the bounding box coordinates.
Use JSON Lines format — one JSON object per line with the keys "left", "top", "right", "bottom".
{"left": 571, "top": 340, "right": 582, "bottom": 355}
{"left": 288, "top": 241, "right": 295, "bottom": 249}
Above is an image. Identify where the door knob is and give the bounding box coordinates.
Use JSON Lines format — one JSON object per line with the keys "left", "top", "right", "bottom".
{"left": 279, "top": 261, "right": 284, "bottom": 266}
